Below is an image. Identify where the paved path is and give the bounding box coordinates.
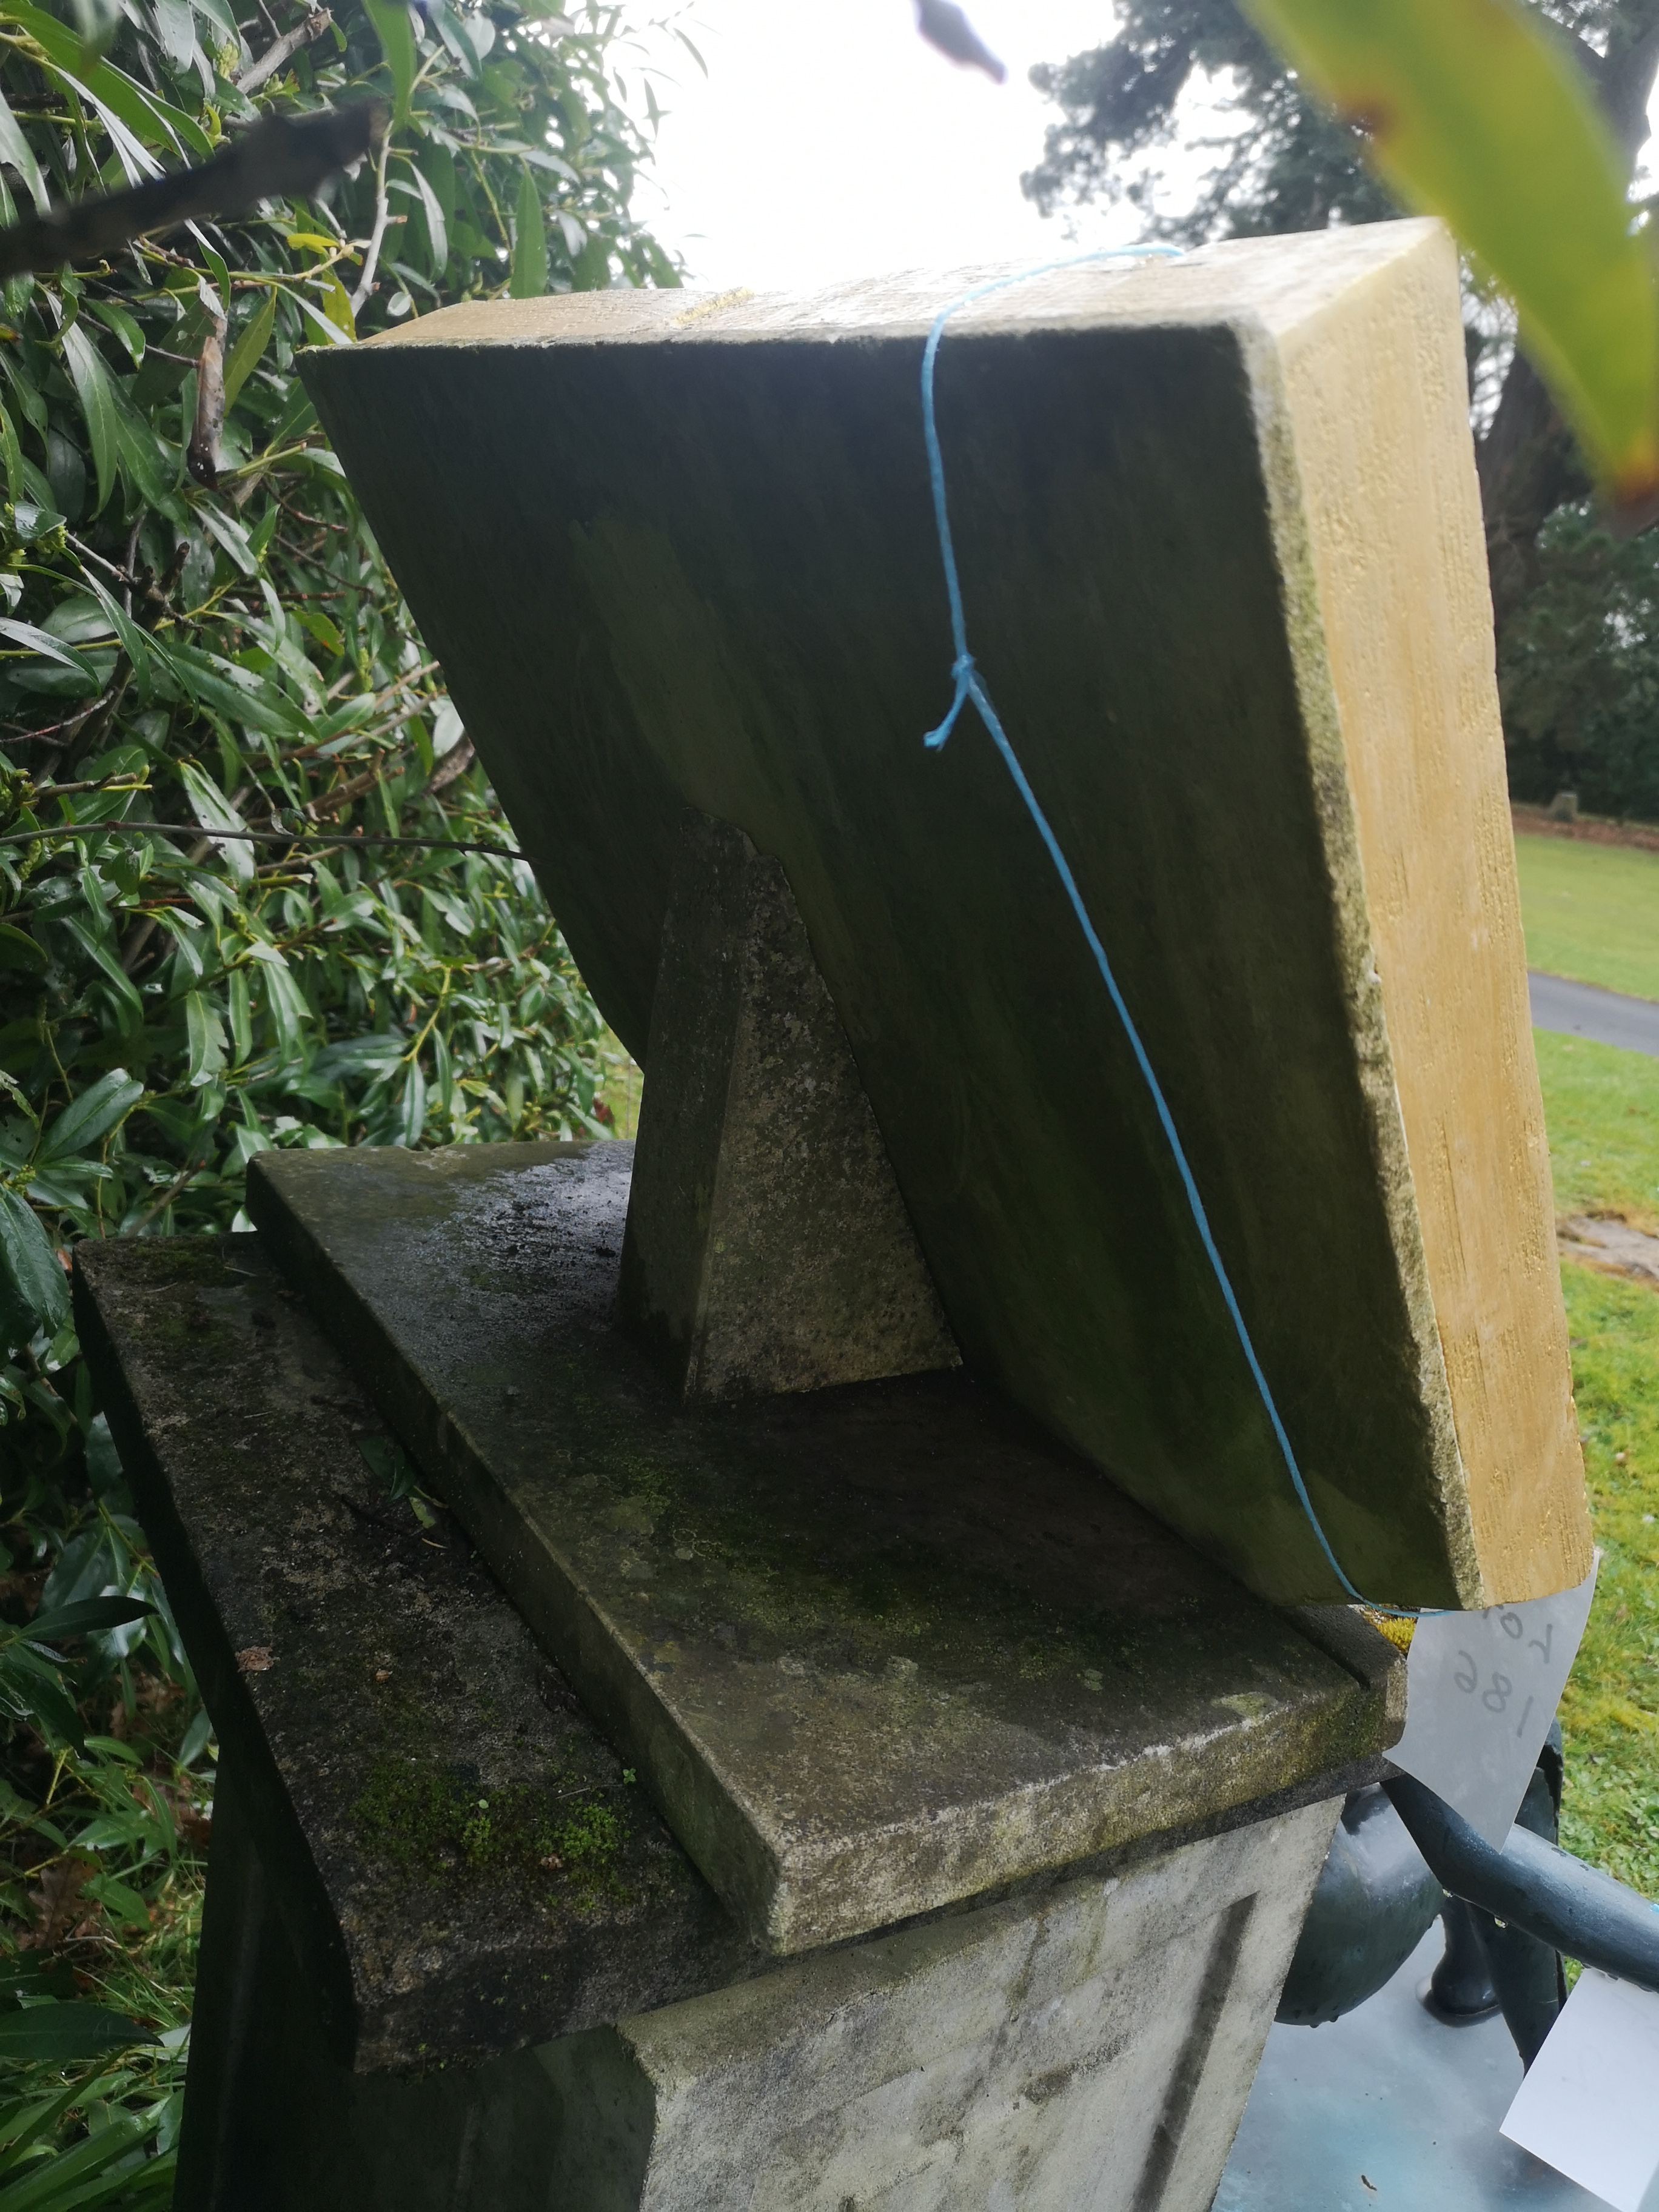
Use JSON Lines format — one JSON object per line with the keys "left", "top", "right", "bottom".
{"left": 1216, "top": 1926, "right": 1603, "bottom": 2211}
{"left": 1529, "top": 971, "right": 1659, "bottom": 1058}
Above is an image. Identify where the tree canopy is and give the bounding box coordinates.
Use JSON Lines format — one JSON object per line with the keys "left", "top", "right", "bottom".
{"left": 1024, "top": 0, "right": 1659, "bottom": 817}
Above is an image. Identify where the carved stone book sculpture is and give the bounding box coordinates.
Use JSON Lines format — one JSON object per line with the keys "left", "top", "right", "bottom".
{"left": 303, "top": 218, "right": 1590, "bottom": 1610}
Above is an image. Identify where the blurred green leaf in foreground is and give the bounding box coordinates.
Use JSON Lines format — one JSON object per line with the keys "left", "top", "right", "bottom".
{"left": 1247, "top": 0, "right": 1659, "bottom": 517}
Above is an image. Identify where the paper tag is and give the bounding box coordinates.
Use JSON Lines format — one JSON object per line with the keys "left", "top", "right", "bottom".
{"left": 1388, "top": 1554, "right": 1598, "bottom": 1845}
{"left": 1501, "top": 1968, "right": 1659, "bottom": 2212}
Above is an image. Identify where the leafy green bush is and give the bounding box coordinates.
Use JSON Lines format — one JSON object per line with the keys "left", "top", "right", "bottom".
{"left": 0, "top": 0, "right": 677, "bottom": 2193}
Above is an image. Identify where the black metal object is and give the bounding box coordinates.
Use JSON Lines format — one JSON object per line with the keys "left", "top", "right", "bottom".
{"left": 1451, "top": 1735, "right": 1566, "bottom": 2066}
{"left": 1427, "top": 1899, "right": 1498, "bottom": 2022}
{"left": 1277, "top": 1786, "right": 1443, "bottom": 2026}
{"left": 1384, "top": 1771, "right": 1659, "bottom": 1998}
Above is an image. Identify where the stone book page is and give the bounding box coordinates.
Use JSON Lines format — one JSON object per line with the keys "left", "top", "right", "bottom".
{"left": 303, "top": 222, "right": 1590, "bottom": 1610}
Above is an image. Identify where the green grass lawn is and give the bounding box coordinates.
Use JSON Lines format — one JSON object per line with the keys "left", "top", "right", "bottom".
{"left": 1517, "top": 833, "right": 1659, "bottom": 1890}
{"left": 1515, "top": 830, "right": 1659, "bottom": 999}
{"left": 1535, "top": 1030, "right": 1659, "bottom": 1232}
{"left": 1552, "top": 1261, "right": 1659, "bottom": 1896}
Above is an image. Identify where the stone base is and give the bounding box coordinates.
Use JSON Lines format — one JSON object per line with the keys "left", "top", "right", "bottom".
{"left": 181, "top": 1751, "right": 1337, "bottom": 2212}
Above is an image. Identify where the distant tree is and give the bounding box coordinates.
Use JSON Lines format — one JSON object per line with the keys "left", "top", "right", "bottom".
{"left": 1024, "top": 2, "right": 1659, "bottom": 815}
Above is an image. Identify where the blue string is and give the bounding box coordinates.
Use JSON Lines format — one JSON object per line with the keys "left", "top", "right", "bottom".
{"left": 919, "top": 250, "right": 1409, "bottom": 1615}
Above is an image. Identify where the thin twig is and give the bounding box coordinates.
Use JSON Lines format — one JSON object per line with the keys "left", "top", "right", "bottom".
{"left": 350, "top": 130, "right": 393, "bottom": 313}
{"left": 27, "top": 772, "right": 147, "bottom": 802}
{"left": 129, "top": 1164, "right": 201, "bottom": 1235}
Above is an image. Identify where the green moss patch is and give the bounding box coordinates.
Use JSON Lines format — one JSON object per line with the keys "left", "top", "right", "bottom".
{"left": 353, "top": 1763, "right": 626, "bottom": 1899}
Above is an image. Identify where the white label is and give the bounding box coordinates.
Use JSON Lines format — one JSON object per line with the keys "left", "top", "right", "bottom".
{"left": 1501, "top": 1969, "right": 1659, "bottom": 2212}
{"left": 1388, "top": 1554, "right": 1598, "bottom": 1846}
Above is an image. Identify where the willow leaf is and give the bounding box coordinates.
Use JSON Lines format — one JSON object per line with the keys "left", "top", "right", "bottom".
{"left": 0, "top": 83, "right": 49, "bottom": 214}
{"left": 509, "top": 161, "right": 546, "bottom": 298}
{"left": 363, "top": 0, "right": 417, "bottom": 124}
{"left": 1245, "top": 0, "right": 1659, "bottom": 509}
{"left": 59, "top": 323, "right": 121, "bottom": 515}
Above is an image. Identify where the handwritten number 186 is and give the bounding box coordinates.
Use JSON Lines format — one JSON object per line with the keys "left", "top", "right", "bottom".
{"left": 1453, "top": 1651, "right": 1539, "bottom": 1738}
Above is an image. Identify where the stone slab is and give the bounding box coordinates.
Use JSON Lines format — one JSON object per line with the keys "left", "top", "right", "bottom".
{"left": 73, "top": 1232, "right": 763, "bottom": 2071}
{"left": 246, "top": 1139, "right": 1398, "bottom": 1955}
{"left": 301, "top": 221, "right": 1589, "bottom": 1611}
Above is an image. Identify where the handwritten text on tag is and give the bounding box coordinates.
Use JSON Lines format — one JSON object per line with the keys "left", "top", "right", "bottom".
{"left": 1388, "top": 1555, "right": 1598, "bottom": 1846}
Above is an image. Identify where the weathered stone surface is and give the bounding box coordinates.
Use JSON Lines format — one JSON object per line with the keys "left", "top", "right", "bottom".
{"left": 543, "top": 1797, "right": 1342, "bottom": 2212}
{"left": 74, "top": 1233, "right": 763, "bottom": 2073}
{"left": 174, "top": 1735, "right": 1339, "bottom": 2212}
{"left": 618, "top": 808, "right": 957, "bottom": 1401}
{"left": 247, "top": 1139, "right": 1398, "bottom": 1955}
{"left": 301, "top": 221, "right": 1590, "bottom": 1610}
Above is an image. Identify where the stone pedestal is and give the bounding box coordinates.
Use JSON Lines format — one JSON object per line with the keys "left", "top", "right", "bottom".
{"left": 184, "top": 1740, "right": 1335, "bottom": 2212}
{"left": 76, "top": 1204, "right": 1398, "bottom": 2209}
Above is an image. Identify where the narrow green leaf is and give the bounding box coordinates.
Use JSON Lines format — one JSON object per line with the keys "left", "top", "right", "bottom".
{"left": 1245, "top": 0, "right": 1659, "bottom": 506}
{"left": 195, "top": 501, "right": 258, "bottom": 577}
{"left": 0, "top": 618, "right": 96, "bottom": 679}
{"left": 0, "top": 923, "right": 44, "bottom": 973}
{"left": 402, "top": 158, "right": 448, "bottom": 276}
{"left": 0, "top": 398, "right": 21, "bottom": 504}
{"left": 87, "top": 298, "right": 144, "bottom": 368}
{"left": 61, "top": 916, "right": 145, "bottom": 1028}
{"left": 509, "top": 164, "right": 548, "bottom": 299}
{"left": 58, "top": 324, "right": 120, "bottom": 518}
{"left": 150, "top": 0, "right": 199, "bottom": 74}
{"left": 0, "top": 1655, "right": 81, "bottom": 1749}
{"left": 363, "top": 0, "right": 417, "bottom": 124}
{"left": 247, "top": 942, "right": 307, "bottom": 1062}
{"left": 80, "top": 574, "right": 161, "bottom": 695}
{"left": 178, "top": 759, "right": 254, "bottom": 881}
{"left": 7, "top": 1, "right": 210, "bottom": 155}
{"left": 0, "top": 2107, "right": 149, "bottom": 2210}
{"left": 0, "top": 1189, "right": 69, "bottom": 1335}
{"left": 164, "top": 641, "right": 307, "bottom": 738}
{"left": 25, "top": 1596, "right": 153, "bottom": 1641}
{"left": 227, "top": 966, "right": 251, "bottom": 1062}
{"left": 37, "top": 1071, "right": 143, "bottom": 1165}
{"left": 223, "top": 287, "right": 275, "bottom": 415}
{"left": 0, "top": 2005, "right": 153, "bottom": 2066}
{"left": 0, "top": 85, "right": 49, "bottom": 215}
{"left": 183, "top": 992, "right": 225, "bottom": 1087}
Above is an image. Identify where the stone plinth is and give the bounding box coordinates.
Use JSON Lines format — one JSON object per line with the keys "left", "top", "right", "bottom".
{"left": 301, "top": 221, "right": 1590, "bottom": 1610}
{"left": 243, "top": 1140, "right": 1398, "bottom": 1955}
{"left": 75, "top": 1230, "right": 1369, "bottom": 2211}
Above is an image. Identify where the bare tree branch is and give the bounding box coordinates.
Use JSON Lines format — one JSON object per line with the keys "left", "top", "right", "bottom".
{"left": 235, "top": 6, "right": 332, "bottom": 95}
{"left": 349, "top": 128, "right": 392, "bottom": 313}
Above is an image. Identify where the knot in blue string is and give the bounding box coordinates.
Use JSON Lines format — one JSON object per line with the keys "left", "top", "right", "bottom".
{"left": 916, "top": 247, "right": 1426, "bottom": 1619}
{"left": 924, "top": 652, "right": 978, "bottom": 749}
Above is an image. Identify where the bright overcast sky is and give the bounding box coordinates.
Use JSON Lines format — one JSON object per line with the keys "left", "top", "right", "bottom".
{"left": 629, "top": 0, "right": 1145, "bottom": 295}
